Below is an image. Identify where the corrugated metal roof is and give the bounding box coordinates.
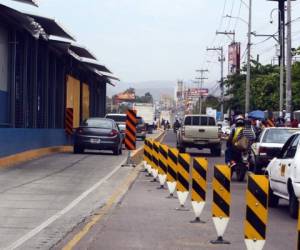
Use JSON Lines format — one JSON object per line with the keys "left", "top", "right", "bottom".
{"left": 94, "top": 69, "right": 120, "bottom": 81}
{"left": 27, "top": 14, "right": 75, "bottom": 40}
{"left": 69, "top": 43, "right": 97, "bottom": 60}
{"left": 11, "top": 0, "right": 38, "bottom": 6}
{"left": 80, "top": 58, "right": 112, "bottom": 73}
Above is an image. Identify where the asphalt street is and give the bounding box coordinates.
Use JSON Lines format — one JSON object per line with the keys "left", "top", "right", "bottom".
{"left": 0, "top": 133, "right": 157, "bottom": 250}
{"left": 70, "top": 131, "right": 298, "bottom": 250}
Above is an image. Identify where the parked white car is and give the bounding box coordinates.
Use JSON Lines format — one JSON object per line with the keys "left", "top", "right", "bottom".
{"left": 267, "top": 132, "right": 300, "bottom": 218}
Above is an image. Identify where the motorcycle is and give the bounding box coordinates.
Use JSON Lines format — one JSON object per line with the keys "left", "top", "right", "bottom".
{"left": 230, "top": 151, "right": 249, "bottom": 182}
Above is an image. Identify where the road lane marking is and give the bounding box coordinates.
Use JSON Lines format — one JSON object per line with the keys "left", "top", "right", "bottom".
{"left": 62, "top": 163, "right": 142, "bottom": 250}
{"left": 62, "top": 131, "right": 166, "bottom": 250}
{"left": 4, "top": 131, "right": 165, "bottom": 250}
{"left": 4, "top": 163, "right": 124, "bottom": 250}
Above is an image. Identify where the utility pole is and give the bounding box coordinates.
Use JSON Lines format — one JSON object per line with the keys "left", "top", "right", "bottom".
{"left": 216, "top": 30, "right": 236, "bottom": 42}
{"left": 207, "top": 47, "right": 225, "bottom": 120}
{"left": 195, "top": 69, "right": 208, "bottom": 114}
{"left": 286, "top": 0, "right": 292, "bottom": 121}
{"left": 245, "top": 0, "right": 252, "bottom": 116}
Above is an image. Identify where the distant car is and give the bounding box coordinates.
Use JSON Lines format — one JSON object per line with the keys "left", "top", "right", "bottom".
{"left": 250, "top": 127, "right": 300, "bottom": 173}
{"left": 267, "top": 132, "right": 300, "bottom": 218}
{"left": 73, "top": 118, "right": 123, "bottom": 155}
{"left": 105, "top": 113, "right": 127, "bottom": 139}
{"left": 136, "top": 116, "right": 147, "bottom": 140}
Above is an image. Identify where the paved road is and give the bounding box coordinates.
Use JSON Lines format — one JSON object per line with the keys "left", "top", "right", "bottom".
{"left": 70, "top": 131, "right": 298, "bottom": 250}
{"left": 0, "top": 132, "right": 158, "bottom": 250}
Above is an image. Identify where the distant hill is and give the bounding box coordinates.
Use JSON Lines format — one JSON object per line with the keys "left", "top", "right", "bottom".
{"left": 107, "top": 80, "right": 175, "bottom": 100}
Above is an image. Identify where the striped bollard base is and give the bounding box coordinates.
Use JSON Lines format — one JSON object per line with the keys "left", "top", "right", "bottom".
{"left": 176, "top": 153, "right": 190, "bottom": 211}
{"left": 191, "top": 158, "right": 208, "bottom": 223}
{"left": 244, "top": 174, "right": 269, "bottom": 250}
{"left": 167, "top": 148, "right": 178, "bottom": 198}
{"left": 211, "top": 164, "right": 231, "bottom": 244}
{"left": 166, "top": 182, "right": 177, "bottom": 198}
{"left": 158, "top": 175, "right": 167, "bottom": 189}
{"left": 158, "top": 144, "right": 168, "bottom": 189}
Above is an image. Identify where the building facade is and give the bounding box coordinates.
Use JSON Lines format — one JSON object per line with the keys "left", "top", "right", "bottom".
{"left": 0, "top": 2, "right": 118, "bottom": 157}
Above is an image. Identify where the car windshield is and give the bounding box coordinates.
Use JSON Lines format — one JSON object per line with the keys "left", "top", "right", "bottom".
{"left": 82, "top": 119, "right": 113, "bottom": 129}
{"left": 262, "top": 129, "right": 300, "bottom": 144}
{"left": 106, "top": 115, "right": 126, "bottom": 122}
{"left": 184, "top": 116, "right": 216, "bottom": 126}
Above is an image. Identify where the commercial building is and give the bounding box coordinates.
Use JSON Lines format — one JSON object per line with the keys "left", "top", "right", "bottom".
{"left": 0, "top": 0, "right": 119, "bottom": 157}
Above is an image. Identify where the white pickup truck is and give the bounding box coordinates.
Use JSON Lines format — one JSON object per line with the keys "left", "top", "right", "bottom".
{"left": 267, "top": 132, "right": 300, "bottom": 218}
{"left": 176, "top": 115, "right": 221, "bottom": 156}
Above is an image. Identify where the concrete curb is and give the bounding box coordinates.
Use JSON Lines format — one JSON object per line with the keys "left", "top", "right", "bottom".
{"left": 59, "top": 131, "right": 166, "bottom": 250}
{"left": 0, "top": 146, "right": 73, "bottom": 169}
{"left": 0, "top": 131, "right": 166, "bottom": 169}
{"left": 131, "top": 131, "right": 166, "bottom": 164}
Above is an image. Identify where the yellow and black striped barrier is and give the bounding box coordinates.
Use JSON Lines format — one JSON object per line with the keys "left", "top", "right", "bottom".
{"left": 158, "top": 144, "right": 168, "bottom": 189}
{"left": 176, "top": 153, "right": 191, "bottom": 209}
{"left": 143, "top": 139, "right": 152, "bottom": 175}
{"left": 191, "top": 157, "right": 208, "bottom": 223}
{"left": 211, "top": 164, "right": 231, "bottom": 244}
{"left": 151, "top": 141, "right": 160, "bottom": 182}
{"left": 167, "top": 148, "right": 178, "bottom": 197}
{"left": 244, "top": 174, "right": 269, "bottom": 250}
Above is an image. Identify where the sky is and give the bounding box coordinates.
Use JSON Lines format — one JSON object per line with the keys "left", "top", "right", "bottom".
{"left": 4, "top": 0, "right": 300, "bottom": 94}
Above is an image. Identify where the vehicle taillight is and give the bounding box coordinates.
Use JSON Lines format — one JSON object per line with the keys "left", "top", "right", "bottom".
{"left": 109, "top": 129, "right": 118, "bottom": 137}
{"left": 259, "top": 147, "right": 268, "bottom": 155}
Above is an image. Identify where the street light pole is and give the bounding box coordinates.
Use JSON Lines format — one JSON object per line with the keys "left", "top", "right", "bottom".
{"left": 286, "top": 0, "right": 292, "bottom": 121}
{"left": 279, "top": 19, "right": 284, "bottom": 116}
{"left": 245, "top": 0, "right": 252, "bottom": 115}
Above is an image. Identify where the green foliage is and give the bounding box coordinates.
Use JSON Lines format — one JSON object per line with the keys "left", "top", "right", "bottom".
{"left": 224, "top": 59, "right": 300, "bottom": 112}
{"left": 135, "top": 92, "right": 153, "bottom": 103}
{"left": 292, "top": 62, "right": 300, "bottom": 110}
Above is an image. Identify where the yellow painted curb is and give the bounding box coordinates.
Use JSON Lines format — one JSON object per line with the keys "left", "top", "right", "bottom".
{"left": 62, "top": 131, "right": 166, "bottom": 250}
{"left": 0, "top": 146, "right": 72, "bottom": 169}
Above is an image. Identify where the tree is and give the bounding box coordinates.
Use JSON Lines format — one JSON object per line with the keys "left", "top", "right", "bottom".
{"left": 225, "top": 60, "right": 280, "bottom": 112}
{"left": 135, "top": 92, "right": 153, "bottom": 103}
{"left": 124, "top": 88, "right": 135, "bottom": 94}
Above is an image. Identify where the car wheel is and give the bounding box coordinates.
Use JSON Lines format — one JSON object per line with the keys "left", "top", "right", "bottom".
{"left": 289, "top": 186, "right": 298, "bottom": 219}
{"left": 73, "top": 145, "right": 83, "bottom": 154}
{"left": 268, "top": 187, "right": 279, "bottom": 207}
{"left": 113, "top": 147, "right": 119, "bottom": 155}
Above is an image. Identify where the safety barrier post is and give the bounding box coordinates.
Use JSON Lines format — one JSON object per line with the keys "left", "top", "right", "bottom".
{"left": 244, "top": 174, "right": 269, "bottom": 250}
{"left": 151, "top": 141, "right": 160, "bottom": 182}
{"left": 167, "top": 148, "right": 178, "bottom": 198}
{"left": 176, "top": 153, "right": 191, "bottom": 210}
{"left": 211, "top": 164, "right": 231, "bottom": 244}
{"left": 122, "top": 109, "right": 137, "bottom": 167}
{"left": 158, "top": 144, "right": 168, "bottom": 189}
{"left": 191, "top": 157, "right": 208, "bottom": 223}
{"left": 143, "top": 139, "right": 152, "bottom": 176}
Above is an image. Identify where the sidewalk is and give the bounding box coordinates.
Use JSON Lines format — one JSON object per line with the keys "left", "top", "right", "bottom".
{"left": 73, "top": 169, "right": 247, "bottom": 250}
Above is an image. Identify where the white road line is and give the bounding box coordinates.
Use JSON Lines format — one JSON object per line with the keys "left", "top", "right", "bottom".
{"left": 4, "top": 163, "right": 124, "bottom": 250}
